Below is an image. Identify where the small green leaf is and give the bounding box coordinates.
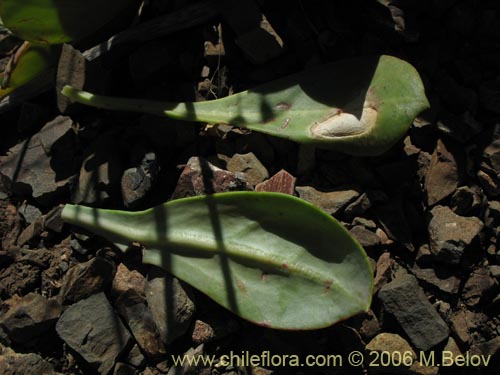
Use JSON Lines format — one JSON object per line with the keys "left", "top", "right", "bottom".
{"left": 62, "top": 192, "right": 373, "bottom": 330}
{"left": 0, "top": 0, "right": 141, "bottom": 44}
{"left": 62, "top": 55, "right": 429, "bottom": 155}
{"left": 0, "top": 43, "right": 58, "bottom": 98}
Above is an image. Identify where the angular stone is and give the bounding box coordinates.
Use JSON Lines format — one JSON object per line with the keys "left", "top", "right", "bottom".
{"left": 428, "top": 205, "right": 483, "bottom": 265}
{"left": 373, "top": 252, "right": 395, "bottom": 294}
{"left": 18, "top": 202, "right": 42, "bottom": 224}
{"left": 255, "top": 169, "right": 296, "bottom": 195}
{"left": 0, "top": 117, "right": 77, "bottom": 206}
{"left": 146, "top": 270, "right": 195, "bottom": 345}
{"left": 344, "top": 193, "right": 373, "bottom": 217}
{"left": 425, "top": 139, "right": 459, "bottom": 206}
{"left": 413, "top": 267, "right": 461, "bottom": 295}
{"left": 0, "top": 344, "right": 56, "bottom": 375}
{"left": 56, "top": 44, "right": 108, "bottom": 114}
{"left": 461, "top": 267, "right": 497, "bottom": 306}
{"left": 470, "top": 336, "right": 500, "bottom": 369}
{"left": 356, "top": 310, "right": 381, "bottom": 342}
{"left": 477, "top": 169, "right": 500, "bottom": 197}
{"left": 450, "top": 185, "right": 482, "bottom": 215}
{"left": 56, "top": 293, "right": 132, "bottom": 375}
{"left": 366, "top": 333, "right": 417, "bottom": 366}
{"left": 124, "top": 344, "right": 145, "bottom": 368}
{"left": 484, "top": 139, "right": 500, "bottom": 172}
{"left": 43, "top": 205, "right": 65, "bottom": 233}
{"left": 16, "top": 219, "right": 43, "bottom": 247}
{"left": 121, "top": 150, "right": 158, "bottom": 209}
{"left": 166, "top": 344, "right": 204, "bottom": 375}
{"left": 491, "top": 265, "right": 500, "bottom": 279}
{"left": 191, "top": 320, "right": 216, "bottom": 345}
{"left": 59, "top": 257, "right": 115, "bottom": 304}
{"left": 226, "top": 152, "right": 269, "bottom": 186}
{"left": 443, "top": 337, "right": 462, "bottom": 359}
{"left": 191, "top": 316, "right": 239, "bottom": 345}
{"left": 115, "top": 290, "right": 166, "bottom": 359}
{"left": 295, "top": 186, "right": 359, "bottom": 216}
{"left": 450, "top": 310, "right": 473, "bottom": 346}
{"left": 0, "top": 293, "right": 62, "bottom": 344}
{"left": 111, "top": 263, "right": 146, "bottom": 300}
{"left": 379, "top": 274, "right": 449, "bottom": 351}
{"left": 171, "top": 157, "right": 252, "bottom": 199}
{"left": 114, "top": 362, "right": 138, "bottom": 375}
{"left": 349, "top": 226, "right": 381, "bottom": 248}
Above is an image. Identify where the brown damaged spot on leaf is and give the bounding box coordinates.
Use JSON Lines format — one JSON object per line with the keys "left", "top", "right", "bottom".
{"left": 274, "top": 102, "right": 291, "bottom": 111}
{"left": 235, "top": 278, "right": 247, "bottom": 295}
{"left": 323, "top": 279, "right": 333, "bottom": 294}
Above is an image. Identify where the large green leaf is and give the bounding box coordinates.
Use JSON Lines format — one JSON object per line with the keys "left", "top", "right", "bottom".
{"left": 62, "top": 192, "right": 373, "bottom": 330}
{"left": 62, "top": 55, "right": 429, "bottom": 155}
{"left": 0, "top": 0, "right": 141, "bottom": 44}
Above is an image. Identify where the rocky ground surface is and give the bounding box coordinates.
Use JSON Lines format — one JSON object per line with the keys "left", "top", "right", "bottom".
{"left": 1, "top": 0, "right": 500, "bottom": 374}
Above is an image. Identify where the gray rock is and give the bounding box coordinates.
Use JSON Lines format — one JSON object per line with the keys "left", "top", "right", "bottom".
{"left": 0, "top": 293, "right": 62, "bottom": 344}
{"left": 484, "top": 139, "right": 500, "bottom": 172}
{"left": 121, "top": 151, "right": 158, "bottom": 209}
{"left": 412, "top": 267, "right": 461, "bottom": 295}
{"left": 191, "top": 316, "right": 239, "bottom": 345}
{"left": 477, "top": 169, "right": 500, "bottom": 197}
{"left": 0, "top": 344, "right": 57, "bottom": 375}
{"left": 43, "top": 206, "right": 65, "bottom": 233}
{"left": 379, "top": 274, "right": 449, "bottom": 351}
{"left": 470, "top": 336, "right": 500, "bottom": 369}
{"left": 166, "top": 344, "right": 204, "bottom": 375}
{"left": 366, "top": 333, "right": 416, "bottom": 366}
{"left": 171, "top": 157, "right": 252, "bottom": 199}
{"left": 59, "top": 257, "right": 115, "bottom": 304}
{"left": 461, "top": 267, "right": 497, "bottom": 306}
{"left": 428, "top": 205, "right": 483, "bottom": 265}
{"left": 114, "top": 362, "right": 138, "bottom": 375}
{"left": 16, "top": 219, "right": 43, "bottom": 247}
{"left": 295, "top": 186, "right": 359, "bottom": 216}
{"left": 56, "top": 292, "right": 132, "bottom": 375}
{"left": 343, "top": 193, "right": 373, "bottom": 217}
{"left": 349, "top": 226, "right": 381, "bottom": 248}
{"left": 72, "top": 132, "right": 123, "bottom": 205}
{"left": 115, "top": 290, "right": 166, "bottom": 358}
{"left": 490, "top": 265, "right": 500, "bottom": 278}
{"left": 18, "top": 202, "right": 42, "bottom": 224}
{"left": 227, "top": 152, "right": 269, "bottom": 186}
{"left": 450, "top": 185, "right": 482, "bottom": 215}
{"left": 111, "top": 263, "right": 146, "bottom": 300}
{"left": 146, "top": 270, "right": 195, "bottom": 345}
{"left": 449, "top": 309, "right": 484, "bottom": 346}
{"left": 373, "top": 252, "right": 395, "bottom": 294}
{"left": 124, "top": 344, "right": 145, "bottom": 368}
{"left": 255, "top": 169, "right": 296, "bottom": 195}
{"left": 0, "top": 117, "right": 77, "bottom": 206}
{"left": 425, "top": 139, "right": 459, "bottom": 206}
